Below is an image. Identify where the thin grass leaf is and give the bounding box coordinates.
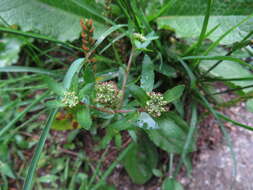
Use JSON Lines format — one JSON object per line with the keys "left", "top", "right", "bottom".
{"left": 204, "top": 14, "right": 253, "bottom": 55}
{"left": 70, "top": 0, "right": 115, "bottom": 25}
{"left": 217, "top": 112, "right": 253, "bottom": 131}
{"left": 174, "top": 103, "right": 197, "bottom": 177}
{"left": 0, "top": 91, "right": 49, "bottom": 137}
{"left": 99, "top": 33, "right": 127, "bottom": 54}
{"left": 202, "top": 77, "right": 253, "bottom": 82}
{"left": 201, "top": 30, "right": 253, "bottom": 77}
{"left": 194, "top": 0, "right": 213, "bottom": 54}
{"left": 183, "top": 55, "right": 253, "bottom": 70}
{"left": 22, "top": 108, "right": 58, "bottom": 190}
{"left": 178, "top": 58, "right": 196, "bottom": 89}
{"left": 0, "top": 66, "right": 56, "bottom": 76}
{"left": 92, "top": 24, "right": 127, "bottom": 51}
{"left": 0, "top": 26, "right": 82, "bottom": 51}
{"left": 148, "top": 0, "right": 176, "bottom": 22}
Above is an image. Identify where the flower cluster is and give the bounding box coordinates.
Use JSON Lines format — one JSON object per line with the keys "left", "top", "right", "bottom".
{"left": 145, "top": 92, "right": 169, "bottom": 117}
{"left": 133, "top": 33, "right": 147, "bottom": 43}
{"left": 95, "top": 82, "right": 122, "bottom": 108}
{"left": 80, "top": 18, "right": 96, "bottom": 63}
{"left": 61, "top": 91, "right": 79, "bottom": 108}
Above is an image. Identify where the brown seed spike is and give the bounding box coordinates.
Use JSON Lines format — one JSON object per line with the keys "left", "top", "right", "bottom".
{"left": 88, "top": 19, "right": 93, "bottom": 27}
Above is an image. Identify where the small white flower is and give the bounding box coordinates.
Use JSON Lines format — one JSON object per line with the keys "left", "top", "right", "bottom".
{"left": 61, "top": 91, "right": 79, "bottom": 108}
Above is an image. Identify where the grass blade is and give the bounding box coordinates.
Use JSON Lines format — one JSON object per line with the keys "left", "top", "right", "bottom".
{"left": 22, "top": 108, "right": 58, "bottom": 190}
{"left": 194, "top": 0, "right": 213, "bottom": 55}
{"left": 0, "top": 26, "right": 82, "bottom": 51}
{"left": 204, "top": 14, "right": 253, "bottom": 55}
{"left": 0, "top": 91, "right": 49, "bottom": 137}
{"left": 0, "top": 66, "right": 56, "bottom": 76}
{"left": 217, "top": 112, "right": 253, "bottom": 131}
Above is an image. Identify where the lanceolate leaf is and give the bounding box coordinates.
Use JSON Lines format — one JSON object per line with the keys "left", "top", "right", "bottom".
{"left": 122, "top": 135, "right": 158, "bottom": 185}
{"left": 76, "top": 106, "right": 92, "bottom": 130}
{"left": 141, "top": 55, "right": 154, "bottom": 92}
{"left": 163, "top": 85, "right": 185, "bottom": 103}
{"left": 128, "top": 85, "right": 149, "bottom": 107}
{"left": 147, "top": 112, "right": 195, "bottom": 154}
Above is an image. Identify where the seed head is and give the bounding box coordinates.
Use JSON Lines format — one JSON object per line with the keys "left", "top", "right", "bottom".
{"left": 145, "top": 92, "right": 169, "bottom": 117}
{"left": 95, "top": 82, "right": 122, "bottom": 108}
{"left": 61, "top": 91, "right": 79, "bottom": 108}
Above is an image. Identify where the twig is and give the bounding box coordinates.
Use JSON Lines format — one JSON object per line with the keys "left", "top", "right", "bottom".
{"left": 118, "top": 48, "right": 135, "bottom": 108}
{"left": 79, "top": 101, "right": 135, "bottom": 114}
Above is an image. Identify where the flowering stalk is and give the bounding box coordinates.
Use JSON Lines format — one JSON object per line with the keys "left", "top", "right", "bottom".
{"left": 80, "top": 18, "right": 96, "bottom": 63}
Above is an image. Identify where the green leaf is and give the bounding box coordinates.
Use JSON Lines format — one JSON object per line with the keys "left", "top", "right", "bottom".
{"left": 122, "top": 135, "right": 158, "bottom": 185}
{"left": 0, "top": 66, "right": 56, "bottom": 75}
{"left": 162, "top": 178, "right": 184, "bottom": 190}
{"left": 136, "top": 112, "right": 159, "bottom": 130}
{"left": 147, "top": 112, "right": 195, "bottom": 154}
{"left": 76, "top": 106, "right": 92, "bottom": 130}
{"left": 164, "top": 85, "right": 185, "bottom": 103}
{"left": 0, "top": 91, "right": 49, "bottom": 137}
{"left": 246, "top": 99, "right": 253, "bottom": 113}
{"left": 52, "top": 112, "right": 80, "bottom": 131}
{"left": 141, "top": 55, "right": 154, "bottom": 92}
{"left": 63, "top": 58, "right": 84, "bottom": 90}
{"left": 83, "top": 66, "right": 95, "bottom": 84}
{"left": 0, "top": 37, "right": 25, "bottom": 67}
{"left": 199, "top": 57, "right": 253, "bottom": 93}
{"left": 23, "top": 108, "right": 58, "bottom": 190}
{"left": 156, "top": 0, "right": 253, "bottom": 44}
{"left": 0, "top": 160, "right": 15, "bottom": 178}
{"left": 43, "top": 76, "right": 64, "bottom": 96}
{"left": 128, "top": 84, "right": 149, "bottom": 107}
{"left": 155, "top": 63, "right": 177, "bottom": 78}
{"left": 0, "top": 0, "right": 108, "bottom": 41}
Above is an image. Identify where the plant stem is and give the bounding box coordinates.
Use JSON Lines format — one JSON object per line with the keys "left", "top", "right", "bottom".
{"left": 118, "top": 47, "right": 135, "bottom": 108}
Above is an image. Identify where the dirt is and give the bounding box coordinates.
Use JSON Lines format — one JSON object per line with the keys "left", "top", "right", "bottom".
{"left": 180, "top": 102, "right": 253, "bottom": 190}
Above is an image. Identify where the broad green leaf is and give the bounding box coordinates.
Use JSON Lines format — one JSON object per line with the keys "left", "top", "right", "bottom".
{"left": 122, "top": 135, "right": 158, "bottom": 185}
{"left": 0, "top": 0, "right": 108, "bottom": 41}
{"left": 162, "top": 178, "right": 184, "bottom": 190}
{"left": 0, "top": 160, "right": 15, "bottom": 178}
{"left": 141, "top": 55, "right": 154, "bottom": 92}
{"left": 76, "top": 106, "right": 92, "bottom": 130}
{"left": 164, "top": 85, "right": 185, "bottom": 103}
{"left": 128, "top": 85, "right": 149, "bottom": 107}
{"left": 246, "top": 99, "right": 253, "bottom": 113}
{"left": 0, "top": 37, "right": 25, "bottom": 67}
{"left": 147, "top": 112, "right": 195, "bottom": 154}
{"left": 156, "top": 0, "right": 253, "bottom": 44}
